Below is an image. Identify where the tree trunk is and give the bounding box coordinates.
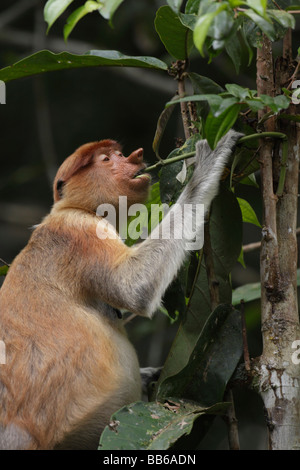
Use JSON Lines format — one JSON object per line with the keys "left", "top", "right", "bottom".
{"left": 255, "top": 34, "right": 300, "bottom": 450}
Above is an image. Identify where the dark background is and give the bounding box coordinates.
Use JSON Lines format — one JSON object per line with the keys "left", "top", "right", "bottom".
{"left": 0, "top": 0, "right": 299, "bottom": 449}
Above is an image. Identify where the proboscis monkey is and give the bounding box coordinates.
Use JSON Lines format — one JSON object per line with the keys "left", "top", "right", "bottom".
{"left": 0, "top": 131, "right": 241, "bottom": 449}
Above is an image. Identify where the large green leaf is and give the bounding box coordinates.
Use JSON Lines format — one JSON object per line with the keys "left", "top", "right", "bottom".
{"left": 156, "top": 186, "right": 243, "bottom": 383}
{"left": 157, "top": 304, "right": 243, "bottom": 405}
{"left": 98, "top": 399, "right": 229, "bottom": 450}
{"left": 0, "top": 50, "right": 168, "bottom": 82}
{"left": 155, "top": 6, "right": 194, "bottom": 60}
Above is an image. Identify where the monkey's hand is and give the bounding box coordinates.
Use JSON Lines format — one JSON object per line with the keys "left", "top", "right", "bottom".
{"left": 191, "top": 130, "right": 244, "bottom": 200}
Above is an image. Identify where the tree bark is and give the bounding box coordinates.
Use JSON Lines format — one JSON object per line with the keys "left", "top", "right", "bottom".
{"left": 255, "top": 35, "right": 300, "bottom": 450}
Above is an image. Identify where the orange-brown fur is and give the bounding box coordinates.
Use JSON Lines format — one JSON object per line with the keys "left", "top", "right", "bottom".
{"left": 0, "top": 140, "right": 150, "bottom": 449}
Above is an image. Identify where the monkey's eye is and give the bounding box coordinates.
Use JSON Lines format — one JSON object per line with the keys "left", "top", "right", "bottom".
{"left": 102, "top": 156, "right": 110, "bottom": 162}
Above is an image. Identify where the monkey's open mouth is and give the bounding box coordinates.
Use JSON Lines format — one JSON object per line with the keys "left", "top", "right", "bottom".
{"left": 133, "top": 168, "right": 151, "bottom": 180}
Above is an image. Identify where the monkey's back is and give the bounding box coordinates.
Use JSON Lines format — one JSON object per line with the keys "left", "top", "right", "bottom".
{"left": 0, "top": 220, "right": 141, "bottom": 449}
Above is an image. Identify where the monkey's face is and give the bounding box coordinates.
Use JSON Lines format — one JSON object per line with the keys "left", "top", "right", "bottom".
{"left": 53, "top": 140, "right": 151, "bottom": 211}
{"left": 94, "top": 146, "right": 151, "bottom": 206}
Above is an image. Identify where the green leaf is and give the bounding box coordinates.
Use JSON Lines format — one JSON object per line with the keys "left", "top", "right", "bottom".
{"left": 242, "top": 10, "right": 276, "bottom": 41}
{"left": 279, "top": 114, "right": 300, "bottom": 123}
{"left": 260, "top": 94, "right": 290, "bottom": 113}
{"left": 160, "top": 135, "right": 200, "bottom": 204}
{"left": 125, "top": 182, "right": 163, "bottom": 247}
{"left": 153, "top": 96, "right": 177, "bottom": 159}
{"left": 185, "top": 0, "right": 201, "bottom": 14}
{"left": 98, "top": 399, "right": 229, "bottom": 450}
{"left": 157, "top": 304, "right": 243, "bottom": 405}
{"left": 0, "top": 265, "right": 9, "bottom": 276}
{"left": 225, "top": 34, "right": 242, "bottom": 74}
{"left": 155, "top": 6, "right": 194, "bottom": 59}
{"left": 209, "top": 10, "right": 234, "bottom": 42}
{"left": 241, "top": 20, "right": 254, "bottom": 65}
{"left": 237, "top": 246, "right": 246, "bottom": 268}
{"left": 232, "top": 269, "right": 300, "bottom": 306}
{"left": 245, "top": 99, "right": 265, "bottom": 111}
{"left": 240, "top": 173, "right": 259, "bottom": 187}
{"left": 237, "top": 197, "right": 261, "bottom": 227}
{"left": 44, "top": 0, "right": 75, "bottom": 32}
{"left": 179, "top": 12, "right": 198, "bottom": 30}
{"left": 99, "top": 0, "right": 124, "bottom": 21}
{"left": 245, "top": 0, "right": 267, "bottom": 17}
{"left": 205, "top": 103, "right": 241, "bottom": 149}
{"left": 242, "top": 16, "right": 264, "bottom": 48}
{"left": 232, "top": 281, "right": 261, "bottom": 305}
{"left": 189, "top": 73, "right": 224, "bottom": 95}
{"left": 213, "top": 97, "right": 239, "bottom": 117}
{"left": 64, "top": 1, "right": 101, "bottom": 40}
{"left": 167, "top": 0, "right": 184, "bottom": 13}
{"left": 268, "top": 9, "right": 295, "bottom": 29}
{"left": 193, "top": 4, "right": 228, "bottom": 57}
{"left": 0, "top": 50, "right": 168, "bottom": 82}
{"left": 225, "top": 83, "right": 251, "bottom": 100}
{"left": 188, "top": 73, "right": 224, "bottom": 120}
{"left": 166, "top": 94, "right": 223, "bottom": 116}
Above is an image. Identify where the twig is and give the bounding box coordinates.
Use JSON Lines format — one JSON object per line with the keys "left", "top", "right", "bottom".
{"left": 145, "top": 132, "right": 287, "bottom": 173}
{"left": 0, "top": 258, "right": 10, "bottom": 266}
{"left": 240, "top": 300, "right": 250, "bottom": 372}
{"left": 177, "top": 66, "right": 191, "bottom": 140}
{"left": 223, "top": 389, "right": 240, "bottom": 450}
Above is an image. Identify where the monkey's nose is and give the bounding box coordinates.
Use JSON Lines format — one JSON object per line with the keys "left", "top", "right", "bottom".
{"left": 127, "top": 148, "right": 144, "bottom": 163}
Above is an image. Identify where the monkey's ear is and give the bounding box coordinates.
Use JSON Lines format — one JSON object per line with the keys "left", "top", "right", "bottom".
{"left": 55, "top": 179, "right": 65, "bottom": 200}
{"left": 53, "top": 149, "right": 95, "bottom": 202}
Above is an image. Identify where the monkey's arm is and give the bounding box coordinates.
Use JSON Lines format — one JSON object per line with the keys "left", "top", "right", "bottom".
{"left": 89, "top": 131, "right": 243, "bottom": 317}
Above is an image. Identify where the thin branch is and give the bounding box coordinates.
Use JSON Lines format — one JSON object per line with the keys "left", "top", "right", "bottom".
{"left": 223, "top": 389, "right": 240, "bottom": 450}
{"left": 145, "top": 132, "right": 287, "bottom": 173}
{"left": 177, "top": 70, "right": 191, "bottom": 140}
{"left": 240, "top": 300, "right": 251, "bottom": 372}
{"left": 0, "top": 258, "right": 10, "bottom": 267}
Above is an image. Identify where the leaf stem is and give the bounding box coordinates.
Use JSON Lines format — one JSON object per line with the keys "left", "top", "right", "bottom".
{"left": 145, "top": 132, "right": 288, "bottom": 173}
